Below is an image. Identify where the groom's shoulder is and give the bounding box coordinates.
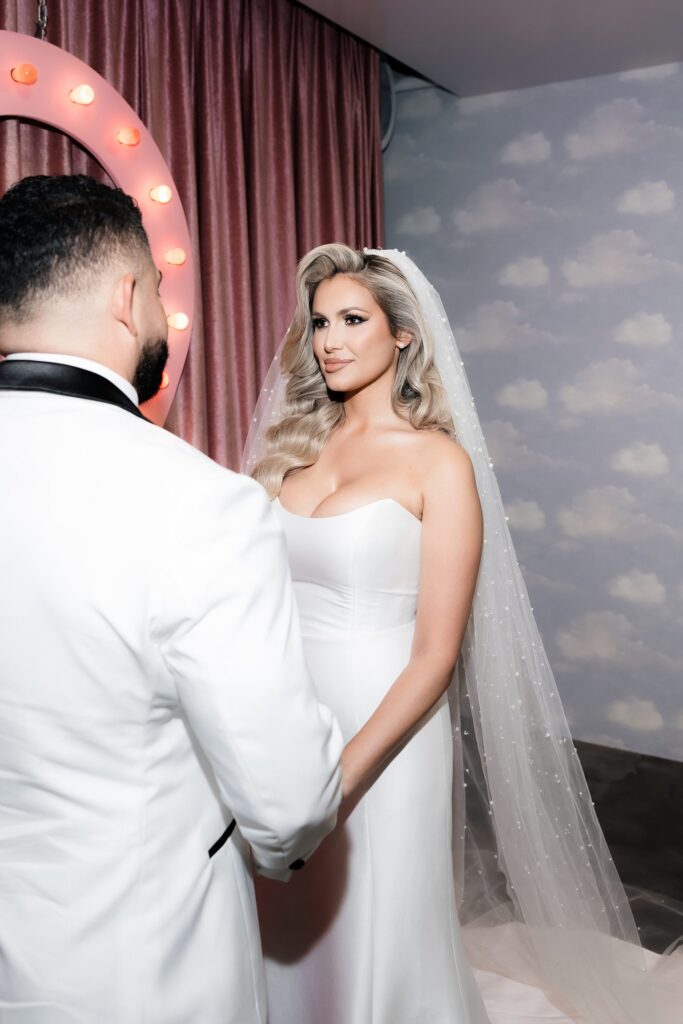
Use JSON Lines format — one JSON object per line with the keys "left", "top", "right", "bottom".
{"left": 134, "top": 421, "right": 268, "bottom": 513}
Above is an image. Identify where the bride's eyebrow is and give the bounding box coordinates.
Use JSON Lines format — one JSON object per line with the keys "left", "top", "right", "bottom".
{"left": 311, "top": 307, "right": 370, "bottom": 317}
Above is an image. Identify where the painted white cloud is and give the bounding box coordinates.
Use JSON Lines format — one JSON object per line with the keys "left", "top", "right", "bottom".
{"left": 564, "top": 98, "right": 649, "bottom": 160}
{"left": 384, "top": 133, "right": 433, "bottom": 183}
{"left": 557, "top": 610, "right": 635, "bottom": 662}
{"left": 610, "top": 442, "right": 669, "bottom": 477}
{"left": 505, "top": 499, "right": 545, "bottom": 531}
{"left": 559, "top": 359, "right": 664, "bottom": 415}
{"left": 482, "top": 421, "right": 563, "bottom": 472}
{"left": 524, "top": 569, "right": 578, "bottom": 597}
{"left": 562, "top": 230, "right": 663, "bottom": 288}
{"left": 500, "top": 131, "right": 551, "bottom": 165}
{"left": 458, "top": 92, "right": 520, "bottom": 116}
{"left": 558, "top": 290, "right": 588, "bottom": 306}
{"left": 497, "top": 377, "right": 548, "bottom": 410}
{"left": 498, "top": 256, "right": 549, "bottom": 288}
{"left": 617, "top": 180, "right": 675, "bottom": 215}
{"left": 398, "top": 89, "right": 443, "bottom": 120}
{"left": 614, "top": 312, "right": 672, "bottom": 346}
{"left": 619, "top": 64, "right": 679, "bottom": 82}
{"left": 482, "top": 420, "right": 539, "bottom": 470}
{"left": 557, "top": 485, "right": 656, "bottom": 539}
{"left": 557, "top": 612, "right": 679, "bottom": 679}
{"left": 608, "top": 570, "right": 666, "bottom": 605}
{"left": 457, "top": 300, "right": 551, "bottom": 352}
{"left": 453, "top": 179, "right": 545, "bottom": 235}
{"left": 607, "top": 697, "right": 664, "bottom": 732}
{"left": 395, "top": 205, "right": 442, "bottom": 237}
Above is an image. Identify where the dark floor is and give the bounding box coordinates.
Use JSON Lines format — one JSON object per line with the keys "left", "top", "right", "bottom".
{"left": 575, "top": 740, "right": 683, "bottom": 953}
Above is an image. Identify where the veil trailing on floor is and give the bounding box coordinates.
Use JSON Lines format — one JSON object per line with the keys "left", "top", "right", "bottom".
{"left": 242, "top": 248, "right": 682, "bottom": 1023}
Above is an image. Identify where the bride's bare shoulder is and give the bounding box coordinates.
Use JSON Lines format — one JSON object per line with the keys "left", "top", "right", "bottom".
{"left": 411, "top": 430, "right": 474, "bottom": 476}
{"left": 408, "top": 432, "right": 478, "bottom": 517}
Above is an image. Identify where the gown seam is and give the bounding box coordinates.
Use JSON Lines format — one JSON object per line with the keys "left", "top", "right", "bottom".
{"left": 351, "top": 518, "right": 377, "bottom": 1022}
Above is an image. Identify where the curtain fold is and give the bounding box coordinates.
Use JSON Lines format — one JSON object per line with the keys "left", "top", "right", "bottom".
{"left": 0, "top": 0, "right": 383, "bottom": 467}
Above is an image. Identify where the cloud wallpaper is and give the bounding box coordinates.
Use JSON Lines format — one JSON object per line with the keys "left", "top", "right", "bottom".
{"left": 384, "top": 63, "right": 683, "bottom": 761}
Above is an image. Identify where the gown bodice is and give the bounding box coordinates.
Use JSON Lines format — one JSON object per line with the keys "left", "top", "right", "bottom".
{"left": 273, "top": 497, "right": 422, "bottom": 634}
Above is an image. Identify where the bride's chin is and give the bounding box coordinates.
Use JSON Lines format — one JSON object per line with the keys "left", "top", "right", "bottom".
{"left": 321, "top": 372, "right": 351, "bottom": 394}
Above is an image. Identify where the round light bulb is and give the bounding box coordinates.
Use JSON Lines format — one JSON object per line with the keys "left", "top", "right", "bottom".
{"left": 167, "top": 312, "right": 189, "bottom": 331}
{"left": 11, "top": 64, "right": 38, "bottom": 85}
{"left": 116, "top": 127, "right": 141, "bottom": 147}
{"left": 164, "top": 248, "right": 187, "bottom": 266}
{"left": 69, "top": 84, "right": 95, "bottom": 105}
{"left": 159, "top": 371, "right": 170, "bottom": 391}
{"left": 149, "top": 185, "right": 172, "bottom": 204}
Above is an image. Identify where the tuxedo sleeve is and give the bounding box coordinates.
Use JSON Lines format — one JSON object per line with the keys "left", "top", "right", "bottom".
{"left": 152, "top": 472, "right": 343, "bottom": 877}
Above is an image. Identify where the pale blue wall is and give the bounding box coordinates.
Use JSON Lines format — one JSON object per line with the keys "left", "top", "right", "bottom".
{"left": 384, "top": 64, "right": 683, "bottom": 760}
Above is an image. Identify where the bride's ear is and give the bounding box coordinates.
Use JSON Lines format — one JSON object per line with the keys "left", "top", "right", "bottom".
{"left": 396, "top": 330, "right": 413, "bottom": 351}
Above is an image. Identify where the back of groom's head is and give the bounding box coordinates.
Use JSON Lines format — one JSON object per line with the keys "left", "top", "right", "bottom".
{"left": 0, "top": 175, "right": 151, "bottom": 328}
{"left": 0, "top": 174, "right": 168, "bottom": 402}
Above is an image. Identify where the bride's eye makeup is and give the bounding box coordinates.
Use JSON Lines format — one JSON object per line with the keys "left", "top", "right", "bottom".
{"left": 311, "top": 307, "right": 368, "bottom": 331}
{"left": 312, "top": 313, "right": 366, "bottom": 329}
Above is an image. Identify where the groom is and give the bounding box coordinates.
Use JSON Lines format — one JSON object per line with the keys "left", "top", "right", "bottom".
{"left": 0, "top": 175, "right": 342, "bottom": 1023}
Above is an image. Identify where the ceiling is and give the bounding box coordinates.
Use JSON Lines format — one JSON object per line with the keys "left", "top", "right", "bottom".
{"left": 301, "top": 0, "right": 683, "bottom": 96}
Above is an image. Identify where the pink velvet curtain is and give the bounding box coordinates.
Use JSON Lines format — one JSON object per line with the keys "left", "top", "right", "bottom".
{"left": 0, "top": 0, "right": 384, "bottom": 467}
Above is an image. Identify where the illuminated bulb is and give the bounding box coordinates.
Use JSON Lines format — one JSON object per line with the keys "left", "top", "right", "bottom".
{"left": 167, "top": 312, "right": 189, "bottom": 330}
{"left": 159, "top": 371, "right": 170, "bottom": 390}
{"left": 11, "top": 64, "right": 38, "bottom": 85}
{"left": 69, "top": 84, "right": 95, "bottom": 105}
{"left": 149, "top": 184, "right": 172, "bottom": 204}
{"left": 116, "top": 126, "right": 141, "bottom": 147}
{"left": 165, "top": 248, "right": 187, "bottom": 266}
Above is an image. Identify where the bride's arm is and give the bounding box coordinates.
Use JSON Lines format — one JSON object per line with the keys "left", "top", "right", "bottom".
{"left": 341, "top": 439, "right": 483, "bottom": 799}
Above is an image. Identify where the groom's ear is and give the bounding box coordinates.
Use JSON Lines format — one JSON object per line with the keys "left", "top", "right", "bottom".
{"left": 111, "top": 271, "right": 138, "bottom": 338}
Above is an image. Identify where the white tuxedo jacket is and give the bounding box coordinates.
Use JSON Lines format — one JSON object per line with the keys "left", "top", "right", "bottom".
{"left": 0, "top": 367, "right": 342, "bottom": 1023}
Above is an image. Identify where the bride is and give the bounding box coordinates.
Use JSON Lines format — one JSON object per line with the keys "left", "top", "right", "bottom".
{"left": 243, "top": 244, "right": 678, "bottom": 1024}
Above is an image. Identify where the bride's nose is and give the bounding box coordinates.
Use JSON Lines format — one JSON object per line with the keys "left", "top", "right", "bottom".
{"left": 323, "top": 325, "right": 343, "bottom": 353}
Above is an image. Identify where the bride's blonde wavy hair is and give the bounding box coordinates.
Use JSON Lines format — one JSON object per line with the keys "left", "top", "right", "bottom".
{"left": 251, "top": 243, "right": 455, "bottom": 496}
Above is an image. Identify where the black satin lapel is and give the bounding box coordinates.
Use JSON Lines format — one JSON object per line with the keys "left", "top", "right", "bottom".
{"left": 208, "top": 818, "right": 236, "bottom": 858}
{"left": 0, "top": 360, "right": 148, "bottom": 421}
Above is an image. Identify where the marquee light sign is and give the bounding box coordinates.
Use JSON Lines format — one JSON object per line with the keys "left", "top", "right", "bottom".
{"left": 0, "top": 30, "right": 194, "bottom": 425}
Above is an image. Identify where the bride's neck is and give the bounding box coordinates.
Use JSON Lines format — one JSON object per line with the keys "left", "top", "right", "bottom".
{"left": 340, "top": 368, "right": 399, "bottom": 433}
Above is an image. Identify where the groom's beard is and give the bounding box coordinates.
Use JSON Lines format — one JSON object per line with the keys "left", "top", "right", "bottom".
{"left": 133, "top": 336, "right": 169, "bottom": 404}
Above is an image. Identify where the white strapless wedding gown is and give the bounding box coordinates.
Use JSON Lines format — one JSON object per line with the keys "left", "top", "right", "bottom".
{"left": 255, "top": 497, "right": 491, "bottom": 1024}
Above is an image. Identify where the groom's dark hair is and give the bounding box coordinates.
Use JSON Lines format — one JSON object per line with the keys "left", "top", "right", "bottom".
{"left": 0, "top": 174, "right": 151, "bottom": 326}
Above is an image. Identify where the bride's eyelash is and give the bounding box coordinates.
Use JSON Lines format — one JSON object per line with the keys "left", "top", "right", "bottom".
{"left": 311, "top": 314, "right": 366, "bottom": 330}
